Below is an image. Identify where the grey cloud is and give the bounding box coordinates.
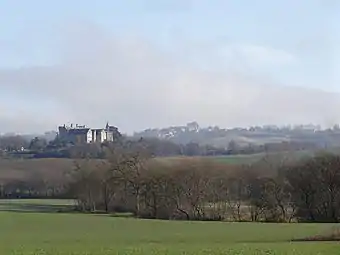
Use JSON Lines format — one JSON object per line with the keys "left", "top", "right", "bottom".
{"left": 0, "top": 23, "right": 340, "bottom": 134}
{"left": 0, "top": 110, "right": 58, "bottom": 134}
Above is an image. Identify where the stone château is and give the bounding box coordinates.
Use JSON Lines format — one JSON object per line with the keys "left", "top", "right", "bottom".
{"left": 58, "top": 122, "right": 119, "bottom": 144}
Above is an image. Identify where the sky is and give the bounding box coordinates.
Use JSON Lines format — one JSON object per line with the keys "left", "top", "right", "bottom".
{"left": 0, "top": 0, "right": 340, "bottom": 134}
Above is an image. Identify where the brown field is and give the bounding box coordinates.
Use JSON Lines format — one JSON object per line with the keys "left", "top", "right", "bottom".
{"left": 0, "top": 156, "right": 236, "bottom": 176}
{"left": 0, "top": 158, "right": 74, "bottom": 179}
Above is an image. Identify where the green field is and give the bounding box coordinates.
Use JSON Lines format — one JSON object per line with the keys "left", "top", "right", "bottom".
{"left": 155, "top": 153, "right": 266, "bottom": 166}
{"left": 0, "top": 200, "right": 339, "bottom": 254}
{"left": 156, "top": 150, "right": 315, "bottom": 166}
{"left": 211, "top": 153, "right": 268, "bottom": 165}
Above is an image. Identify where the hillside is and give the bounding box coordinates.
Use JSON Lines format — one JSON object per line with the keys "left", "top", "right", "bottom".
{"left": 133, "top": 122, "right": 340, "bottom": 149}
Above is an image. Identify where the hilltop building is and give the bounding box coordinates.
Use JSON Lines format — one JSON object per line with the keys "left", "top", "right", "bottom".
{"left": 58, "top": 123, "right": 120, "bottom": 144}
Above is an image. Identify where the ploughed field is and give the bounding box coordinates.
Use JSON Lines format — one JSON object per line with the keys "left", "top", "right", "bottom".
{"left": 0, "top": 199, "right": 339, "bottom": 255}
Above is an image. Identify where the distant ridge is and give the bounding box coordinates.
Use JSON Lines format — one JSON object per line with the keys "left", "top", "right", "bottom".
{"left": 133, "top": 122, "right": 340, "bottom": 148}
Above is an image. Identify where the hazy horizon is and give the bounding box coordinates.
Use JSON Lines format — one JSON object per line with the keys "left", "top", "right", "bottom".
{"left": 0, "top": 121, "right": 334, "bottom": 137}
{"left": 1, "top": 1, "right": 340, "bottom": 134}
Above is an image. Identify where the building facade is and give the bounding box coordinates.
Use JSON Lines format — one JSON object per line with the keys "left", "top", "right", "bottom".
{"left": 58, "top": 123, "right": 119, "bottom": 144}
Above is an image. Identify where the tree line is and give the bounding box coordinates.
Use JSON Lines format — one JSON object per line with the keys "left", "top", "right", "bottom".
{"left": 1, "top": 140, "right": 340, "bottom": 223}
{"left": 1, "top": 134, "right": 320, "bottom": 159}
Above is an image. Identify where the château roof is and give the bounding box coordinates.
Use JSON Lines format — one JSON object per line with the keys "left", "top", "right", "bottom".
{"left": 67, "top": 128, "right": 90, "bottom": 135}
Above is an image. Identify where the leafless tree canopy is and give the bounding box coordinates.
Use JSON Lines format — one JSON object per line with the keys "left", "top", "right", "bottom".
{"left": 1, "top": 142, "right": 340, "bottom": 222}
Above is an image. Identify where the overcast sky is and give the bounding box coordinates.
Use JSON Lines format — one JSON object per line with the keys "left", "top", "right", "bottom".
{"left": 0, "top": 0, "right": 340, "bottom": 134}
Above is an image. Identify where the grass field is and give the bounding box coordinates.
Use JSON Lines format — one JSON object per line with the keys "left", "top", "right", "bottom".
{"left": 211, "top": 153, "right": 268, "bottom": 165}
{"left": 155, "top": 153, "right": 266, "bottom": 166}
{"left": 0, "top": 199, "right": 339, "bottom": 254}
{"left": 156, "top": 150, "right": 315, "bottom": 166}
{"left": 212, "top": 150, "right": 314, "bottom": 165}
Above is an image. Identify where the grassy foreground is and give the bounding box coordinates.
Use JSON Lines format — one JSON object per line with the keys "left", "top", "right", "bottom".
{"left": 0, "top": 200, "right": 338, "bottom": 254}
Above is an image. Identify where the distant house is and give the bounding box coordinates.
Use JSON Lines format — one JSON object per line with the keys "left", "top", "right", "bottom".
{"left": 58, "top": 123, "right": 119, "bottom": 144}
